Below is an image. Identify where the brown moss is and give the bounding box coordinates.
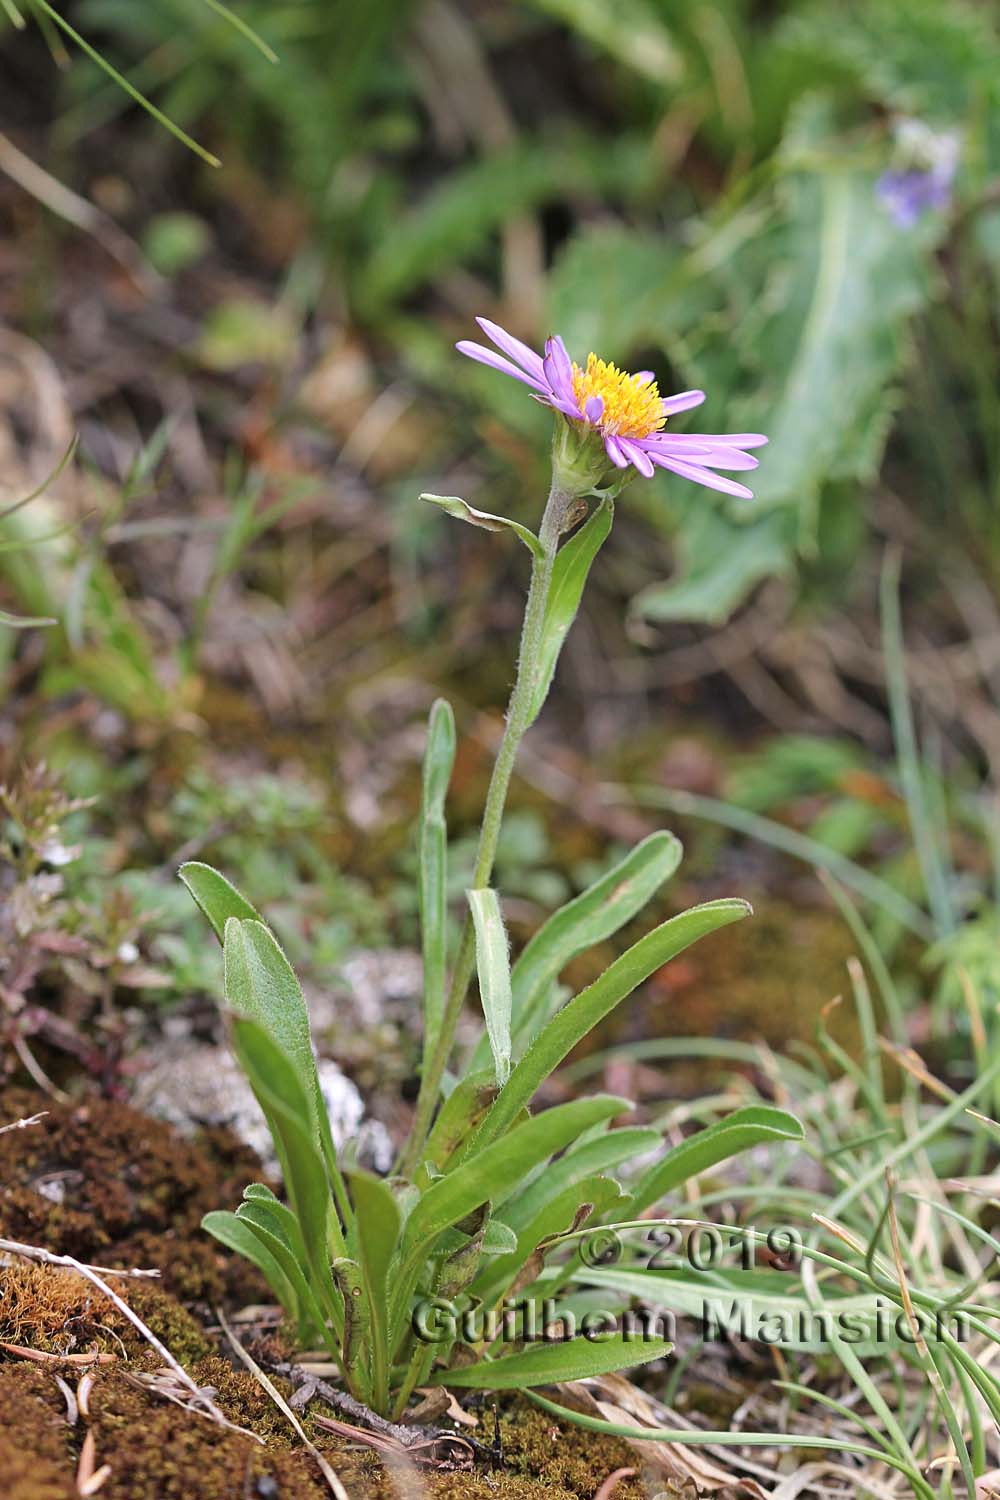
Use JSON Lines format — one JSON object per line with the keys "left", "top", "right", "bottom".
{"left": 0, "top": 1365, "right": 76, "bottom": 1500}
{"left": 83, "top": 1370, "right": 334, "bottom": 1500}
{"left": 498, "top": 1399, "right": 645, "bottom": 1500}
{"left": 0, "top": 1351, "right": 683, "bottom": 1500}
{"left": 583, "top": 899, "right": 859, "bottom": 1079}
{"left": 0, "top": 1263, "right": 209, "bottom": 1366}
{"left": 0, "top": 1087, "right": 263, "bottom": 1301}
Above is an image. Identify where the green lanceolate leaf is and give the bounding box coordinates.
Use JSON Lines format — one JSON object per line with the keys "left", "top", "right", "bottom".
{"left": 472, "top": 1174, "right": 625, "bottom": 1308}
{"left": 406, "top": 1095, "right": 632, "bottom": 1249}
{"left": 421, "top": 493, "right": 543, "bottom": 559}
{"left": 419, "top": 700, "right": 456, "bottom": 1068}
{"left": 472, "top": 899, "right": 752, "bottom": 1151}
{"left": 223, "top": 917, "right": 350, "bottom": 1225}
{"left": 420, "top": 1069, "right": 498, "bottom": 1177}
{"left": 235, "top": 1200, "right": 328, "bottom": 1344}
{"left": 527, "top": 498, "right": 613, "bottom": 724}
{"left": 629, "top": 1105, "right": 804, "bottom": 1216}
{"left": 224, "top": 919, "right": 315, "bottom": 1094}
{"left": 179, "top": 861, "right": 261, "bottom": 942}
{"left": 202, "top": 1210, "right": 300, "bottom": 1325}
{"left": 468, "top": 887, "right": 513, "bottom": 1086}
{"left": 347, "top": 1169, "right": 402, "bottom": 1411}
{"left": 510, "top": 830, "right": 682, "bottom": 1053}
{"left": 468, "top": 831, "right": 683, "bottom": 1074}
{"left": 433, "top": 1328, "right": 673, "bottom": 1389}
{"left": 390, "top": 1095, "right": 632, "bottom": 1350}
{"left": 228, "top": 1015, "right": 345, "bottom": 1320}
{"left": 501, "top": 1127, "right": 662, "bottom": 1236}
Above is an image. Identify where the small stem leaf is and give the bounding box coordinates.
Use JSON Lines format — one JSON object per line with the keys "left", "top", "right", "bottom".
{"left": 419, "top": 700, "right": 456, "bottom": 1068}
{"left": 502, "top": 1127, "right": 661, "bottom": 1237}
{"left": 420, "top": 493, "right": 543, "bottom": 559}
{"left": 433, "top": 1330, "right": 673, "bottom": 1389}
{"left": 420, "top": 1069, "right": 498, "bottom": 1177}
{"left": 629, "top": 1105, "right": 804, "bottom": 1215}
{"left": 407, "top": 1094, "right": 631, "bottom": 1248}
{"left": 346, "top": 1170, "right": 402, "bottom": 1412}
{"left": 527, "top": 497, "right": 613, "bottom": 723}
{"left": 473, "top": 899, "right": 751, "bottom": 1151}
{"left": 179, "top": 861, "right": 261, "bottom": 943}
{"left": 468, "top": 888, "right": 513, "bottom": 1086}
{"left": 472, "top": 1174, "right": 625, "bottom": 1308}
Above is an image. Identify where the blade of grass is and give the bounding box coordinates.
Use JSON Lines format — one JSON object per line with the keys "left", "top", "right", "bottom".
{"left": 880, "top": 547, "right": 954, "bottom": 936}
{"left": 630, "top": 784, "right": 934, "bottom": 941}
{"left": 198, "top": 0, "right": 279, "bottom": 62}
{"left": 30, "top": 1, "right": 221, "bottom": 166}
{"left": 524, "top": 1393, "right": 937, "bottom": 1497}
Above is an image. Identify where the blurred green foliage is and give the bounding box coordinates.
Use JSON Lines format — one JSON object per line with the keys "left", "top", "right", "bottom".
{"left": 6, "top": 0, "right": 1000, "bottom": 623}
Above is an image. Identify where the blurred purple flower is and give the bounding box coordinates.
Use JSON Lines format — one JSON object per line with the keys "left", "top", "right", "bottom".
{"left": 456, "top": 318, "right": 767, "bottom": 498}
{"left": 877, "top": 166, "right": 954, "bottom": 227}
{"left": 877, "top": 121, "right": 959, "bottom": 228}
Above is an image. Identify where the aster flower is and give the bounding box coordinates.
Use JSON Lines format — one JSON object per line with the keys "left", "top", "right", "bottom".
{"left": 456, "top": 317, "right": 767, "bottom": 499}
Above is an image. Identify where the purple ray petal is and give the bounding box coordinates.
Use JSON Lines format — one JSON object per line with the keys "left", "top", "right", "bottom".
{"left": 475, "top": 317, "right": 546, "bottom": 382}
{"left": 543, "top": 335, "right": 576, "bottom": 404}
{"left": 689, "top": 447, "right": 759, "bottom": 472}
{"left": 619, "top": 438, "right": 655, "bottom": 478}
{"left": 651, "top": 451, "right": 754, "bottom": 499}
{"left": 456, "top": 341, "right": 548, "bottom": 393}
{"left": 584, "top": 395, "right": 604, "bottom": 423}
{"left": 635, "top": 370, "right": 655, "bottom": 385}
{"left": 603, "top": 434, "right": 630, "bottom": 469}
{"left": 647, "top": 431, "right": 768, "bottom": 451}
{"left": 662, "top": 390, "right": 706, "bottom": 414}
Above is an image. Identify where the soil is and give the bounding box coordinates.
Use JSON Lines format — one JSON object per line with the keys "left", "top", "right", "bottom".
{"left": 0, "top": 1088, "right": 664, "bottom": 1500}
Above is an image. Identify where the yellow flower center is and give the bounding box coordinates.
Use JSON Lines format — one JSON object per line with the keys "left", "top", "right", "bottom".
{"left": 572, "top": 353, "right": 666, "bottom": 439}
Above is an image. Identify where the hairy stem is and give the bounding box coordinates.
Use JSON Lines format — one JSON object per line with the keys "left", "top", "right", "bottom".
{"left": 397, "top": 477, "right": 574, "bottom": 1177}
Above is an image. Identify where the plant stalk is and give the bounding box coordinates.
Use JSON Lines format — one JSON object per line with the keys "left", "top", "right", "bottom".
{"left": 397, "top": 476, "right": 574, "bottom": 1177}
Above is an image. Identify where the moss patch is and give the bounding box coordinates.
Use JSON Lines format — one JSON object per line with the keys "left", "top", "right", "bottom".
{"left": 584, "top": 899, "right": 859, "bottom": 1082}
{"left": 0, "top": 1357, "right": 652, "bottom": 1500}
{"left": 0, "top": 1087, "right": 263, "bottom": 1301}
{"left": 0, "top": 1365, "right": 77, "bottom": 1500}
{"left": 0, "top": 1262, "right": 209, "bottom": 1365}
